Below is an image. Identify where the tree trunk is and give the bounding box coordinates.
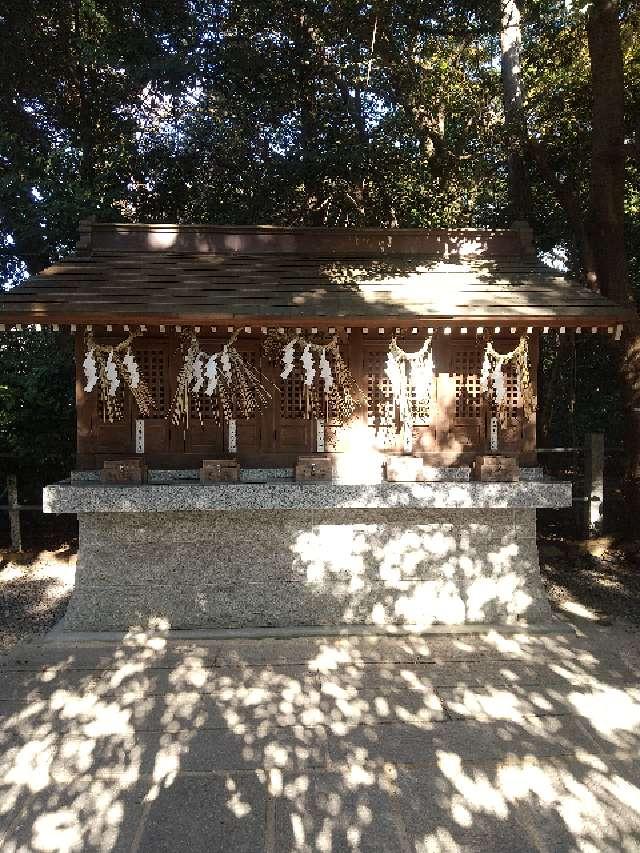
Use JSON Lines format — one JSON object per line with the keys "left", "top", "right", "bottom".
{"left": 586, "top": 0, "right": 627, "bottom": 304}
{"left": 586, "top": 0, "right": 640, "bottom": 520}
{"left": 499, "top": 0, "right": 530, "bottom": 222}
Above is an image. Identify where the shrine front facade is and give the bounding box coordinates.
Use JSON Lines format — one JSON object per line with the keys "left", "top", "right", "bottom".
{"left": 1, "top": 222, "right": 631, "bottom": 631}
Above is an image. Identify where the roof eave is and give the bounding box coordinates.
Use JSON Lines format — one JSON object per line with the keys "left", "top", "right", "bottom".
{"left": 0, "top": 307, "right": 634, "bottom": 328}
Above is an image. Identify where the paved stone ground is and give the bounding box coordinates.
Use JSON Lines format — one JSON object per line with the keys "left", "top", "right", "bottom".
{"left": 1, "top": 625, "right": 640, "bottom": 852}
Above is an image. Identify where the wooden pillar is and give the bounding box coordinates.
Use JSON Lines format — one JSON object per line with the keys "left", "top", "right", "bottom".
{"left": 75, "top": 331, "right": 94, "bottom": 468}
{"left": 7, "top": 474, "right": 21, "bottom": 552}
{"left": 584, "top": 432, "right": 604, "bottom": 536}
{"left": 521, "top": 332, "right": 539, "bottom": 465}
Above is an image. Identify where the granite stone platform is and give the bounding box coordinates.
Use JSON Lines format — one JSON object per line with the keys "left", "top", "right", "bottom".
{"left": 44, "top": 478, "right": 571, "bottom": 631}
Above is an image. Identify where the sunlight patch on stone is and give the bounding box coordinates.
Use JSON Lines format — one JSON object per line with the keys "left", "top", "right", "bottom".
{"left": 31, "top": 809, "right": 82, "bottom": 852}
{"left": 569, "top": 687, "right": 640, "bottom": 736}
{"left": 437, "top": 752, "right": 509, "bottom": 818}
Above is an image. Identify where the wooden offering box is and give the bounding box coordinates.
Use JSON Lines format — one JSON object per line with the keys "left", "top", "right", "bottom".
{"left": 200, "top": 459, "right": 240, "bottom": 482}
{"left": 101, "top": 459, "right": 148, "bottom": 484}
{"left": 295, "top": 456, "right": 333, "bottom": 481}
{"left": 473, "top": 455, "right": 520, "bottom": 482}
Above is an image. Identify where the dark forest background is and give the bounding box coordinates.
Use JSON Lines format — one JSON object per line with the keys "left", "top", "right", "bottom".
{"left": 0, "top": 0, "right": 638, "bottom": 510}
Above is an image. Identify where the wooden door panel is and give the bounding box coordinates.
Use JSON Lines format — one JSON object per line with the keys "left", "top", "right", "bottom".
{"left": 94, "top": 420, "right": 132, "bottom": 453}
{"left": 234, "top": 343, "right": 266, "bottom": 458}
{"left": 274, "top": 359, "right": 315, "bottom": 455}
{"left": 134, "top": 343, "right": 171, "bottom": 455}
{"left": 142, "top": 421, "right": 171, "bottom": 454}
{"left": 364, "top": 344, "right": 403, "bottom": 452}
{"left": 187, "top": 420, "right": 224, "bottom": 456}
{"left": 499, "top": 421, "right": 523, "bottom": 453}
{"left": 364, "top": 341, "right": 436, "bottom": 455}
{"left": 440, "top": 342, "right": 486, "bottom": 458}
{"left": 90, "top": 342, "right": 133, "bottom": 454}
{"left": 278, "top": 421, "right": 313, "bottom": 453}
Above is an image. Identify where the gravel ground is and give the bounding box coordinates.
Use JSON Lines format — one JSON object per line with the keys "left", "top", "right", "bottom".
{"left": 0, "top": 545, "right": 75, "bottom": 654}
{"left": 539, "top": 534, "right": 640, "bottom": 672}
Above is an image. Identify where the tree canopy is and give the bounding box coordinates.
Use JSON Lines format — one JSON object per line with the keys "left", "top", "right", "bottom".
{"left": 1, "top": 0, "right": 639, "bottom": 488}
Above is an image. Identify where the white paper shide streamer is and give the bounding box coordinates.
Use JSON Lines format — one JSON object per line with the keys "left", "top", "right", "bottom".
{"left": 318, "top": 348, "right": 333, "bottom": 389}
{"left": 281, "top": 341, "right": 295, "bottom": 379}
{"left": 105, "top": 351, "right": 120, "bottom": 396}
{"left": 122, "top": 350, "right": 141, "bottom": 388}
{"left": 191, "top": 351, "right": 206, "bottom": 393}
{"left": 301, "top": 344, "right": 316, "bottom": 387}
{"left": 83, "top": 349, "right": 98, "bottom": 392}
{"left": 82, "top": 330, "right": 156, "bottom": 421}
{"left": 220, "top": 346, "right": 233, "bottom": 382}
{"left": 205, "top": 354, "right": 218, "bottom": 395}
{"left": 170, "top": 330, "right": 274, "bottom": 426}
{"left": 385, "top": 337, "right": 433, "bottom": 427}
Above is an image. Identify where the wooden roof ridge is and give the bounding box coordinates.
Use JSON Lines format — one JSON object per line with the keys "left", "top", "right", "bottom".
{"left": 75, "top": 220, "right": 538, "bottom": 258}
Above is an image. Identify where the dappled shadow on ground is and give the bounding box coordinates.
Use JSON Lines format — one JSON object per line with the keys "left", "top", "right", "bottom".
{"left": 1, "top": 626, "right": 640, "bottom": 851}
{"left": 539, "top": 535, "right": 640, "bottom": 625}
{"left": 0, "top": 546, "right": 75, "bottom": 652}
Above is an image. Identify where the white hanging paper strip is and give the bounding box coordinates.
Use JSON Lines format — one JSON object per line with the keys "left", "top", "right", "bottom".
{"left": 480, "top": 351, "right": 491, "bottom": 393}
{"left": 490, "top": 416, "right": 498, "bottom": 451}
{"left": 264, "top": 330, "right": 363, "bottom": 423}
{"left": 122, "top": 351, "right": 141, "bottom": 388}
{"left": 411, "top": 350, "right": 432, "bottom": 402}
{"left": 204, "top": 354, "right": 218, "bottom": 395}
{"left": 301, "top": 344, "right": 316, "bottom": 386}
{"left": 220, "top": 347, "right": 232, "bottom": 382}
{"left": 492, "top": 364, "right": 505, "bottom": 406}
{"left": 105, "top": 351, "right": 120, "bottom": 396}
{"left": 191, "top": 351, "right": 205, "bottom": 393}
{"left": 318, "top": 348, "right": 333, "bottom": 389}
{"left": 83, "top": 349, "right": 98, "bottom": 392}
{"left": 385, "top": 350, "right": 403, "bottom": 402}
{"left": 281, "top": 341, "right": 295, "bottom": 379}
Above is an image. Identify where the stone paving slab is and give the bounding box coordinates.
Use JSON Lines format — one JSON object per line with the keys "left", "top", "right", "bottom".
{"left": 0, "top": 779, "right": 148, "bottom": 853}
{"left": 1, "top": 627, "right": 640, "bottom": 851}
{"left": 136, "top": 773, "right": 266, "bottom": 853}
{"left": 274, "top": 771, "right": 404, "bottom": 853}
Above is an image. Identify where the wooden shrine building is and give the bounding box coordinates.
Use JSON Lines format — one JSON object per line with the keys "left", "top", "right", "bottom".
{"left": 0, "top": 222, "right": 632, "bottom": 631}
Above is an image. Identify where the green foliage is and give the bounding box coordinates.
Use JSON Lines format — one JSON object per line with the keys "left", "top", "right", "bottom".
{"left": 0, "top": 330, "right": 74, "bottom": 500}
{"left": 0, "top": 0, "right": 639, "bottom": 482}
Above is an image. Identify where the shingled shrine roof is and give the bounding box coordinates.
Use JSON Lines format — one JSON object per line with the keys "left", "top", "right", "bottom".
{"left": 0, "top": 222, "right": 632, "bottom": 328}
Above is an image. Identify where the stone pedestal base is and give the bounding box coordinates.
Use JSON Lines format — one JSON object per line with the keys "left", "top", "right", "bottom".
{"left": 64, "top": 508, "right": 552, "bottom": 630}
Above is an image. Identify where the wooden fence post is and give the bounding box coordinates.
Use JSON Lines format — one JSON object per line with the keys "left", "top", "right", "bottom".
{"left": 583, "top": 432, "right": 604, "bottom": 537}
{"left": 7, "top": 474, "right": 22, "bottom": 551}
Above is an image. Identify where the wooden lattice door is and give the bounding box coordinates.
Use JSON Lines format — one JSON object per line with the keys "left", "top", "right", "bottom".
{"left": 132, "top": 343, "right": 171, "bottom": 454}
{"left": 272, "top": 357, "right": 316, "bottom": 457}
{"left": 491, "top": 341, "right": 525, "bottom": 454}
{"left": 184, "top": 338, "right": 224, "bottom": 457}
{"left": 442, "top": 342, "right": 486, "bottom": 457}
{"left": 364, "top": 342, "right": 436, "bottom": 454}
{"left": 232, "top": 342, "right": 264, "bottom": 460}
{"left": 91, "top": 376, "right": 132, "bottom": 454}
{"left": 364, "top": 345, "right": 402, "bottom": 452}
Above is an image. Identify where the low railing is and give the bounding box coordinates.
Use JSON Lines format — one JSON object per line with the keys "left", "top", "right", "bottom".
{"left": 537, "top": 433, "right": 626, "bottom": 537}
